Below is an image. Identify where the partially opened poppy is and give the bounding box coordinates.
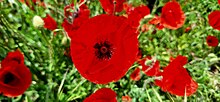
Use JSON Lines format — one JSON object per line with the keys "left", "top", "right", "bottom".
{"left": 160, "top": 1, "right": 185, "bottom": 29}
{"left": 43, "top": 14, "right": 57, "bottom": 31}
{"left": 122, "top": 95, "right": 132, "bottom": 102}
{"left": 155, "top": 55, "right": 198, "bottom": 96}
{"left": 208, "top": 10, "right": 220, "bottom": 31}
{"left": 140, "top": 56, "right": 160, "bottom": 76}
{"left": 62, "top": 3, "right": 90, "bottom": 38}
{"left": 83, "top": 88, "right": 117, "bottom": 102}
{"left": 130, "top": 68, "right": 141, "bottom": 81}
{"left": 127, "top": 5, "right": 150, "bottom": 28}
{"left": 1, "top": 50, "right": 24, "bottom": 68}
{"left": 0, "top": 50, "right": 32, "bottom": 97}
{"left": 99, "top": 0, "right": 125, "bottom": 14}
{"left": 206, "top": 35, "right": 219, "bottom": 47}
{"left": 70, "top": 14, "right": 138, "bottom": 84}
{"left": 185, "top": 26, "right": 191, "bottom": 33}
{"left": 148, "top": 16, "right": 161, "bottom": 25}
{"left": 148, "top": 16, "right": 164, "bottom": 30}
{"left": 140, "top": 24, "right": 149, "bottom": 32}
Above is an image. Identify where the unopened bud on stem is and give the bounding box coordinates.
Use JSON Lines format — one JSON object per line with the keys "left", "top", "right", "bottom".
{"left": 33, "top": 15, "right": 44, "bottom": 28}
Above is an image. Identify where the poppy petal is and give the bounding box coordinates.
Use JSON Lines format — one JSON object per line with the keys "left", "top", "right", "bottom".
{"left": 83, "top": 88, "right": 117, "bottom": 102}
{"left": 208, "top": 10, "right": 220, "bottom": 30}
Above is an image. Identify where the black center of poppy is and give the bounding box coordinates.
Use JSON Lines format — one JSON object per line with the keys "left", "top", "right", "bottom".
{"left": 3, "top": 72, "right": 15, "bottom": 84}
{"left": 12, "top": 58, "right": 21, "bottom": 64}
{"left": 113, "top": 0, "right": 117, "bottom": 4}
{"left": 208, "top": 39, "right": 212, "bottom": 43}
{"left": 94, "top": 41, "right": 113, "bottom": 60}
{"left": 100, "top": 46, "right": 108, "bottom": 54}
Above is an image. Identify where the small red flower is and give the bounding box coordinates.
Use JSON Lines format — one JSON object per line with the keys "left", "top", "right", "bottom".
{"left": 99, "top": 0, "right": 125, "bottom": 14}
{"left": 122, "top": 95, "right": 132, "bottom": 102}
{"left": 83, "top": 88, "right": 117, "bottom": 102}
{"left": 148, "top": 16, "right": 161, "bottom": 25}
{"left": 185, "top": 26, "right": 191, "bottom": 33}
{"left": 141, "top": 24, "right": 149, "bottom": 32}
{"left": 148, "top": 16, "right": 164, "bottom": 30}
{"left": 0, "top": 50, "right": 32, "bottom": 97}
{"left": 62, "top": 3, "right": 90, "bottom": 38}
{"left": 160, "top": 1, "right": 185, "bottom": 29}
{"left": 130, "top": 68, "right": 141, "bottom": 81}
{"left": 128, "top": 5, "right": 150, "bottom": 28}
{"left": 218, "top": 0, "right": 220, "bottom": 5}
{"left": 70, "top": 14, "right": 138, "bottom": 84}
{"left": 43, "top": 14, "right": 57, "bottom": 31}
{"left": 155, "top": 55, "right": 198, "bottom": 96}
{"left": 208, "top": 10, "right": 220, "bottom": 31}
{"left": 140, "top": 56, "right": 160, "bottom": 76}
{"left": 156, "top": 23, "right": 164, "bottom": 30}
{"left": 1, "top": 50, "right": 24, "bottom": 68}
{"left": 206, "top": 35, "right": 219, "bottom": 47}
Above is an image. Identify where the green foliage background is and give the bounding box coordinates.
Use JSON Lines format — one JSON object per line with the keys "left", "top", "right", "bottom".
{"left": 0, "top": 0, "right": 220, "bottom": 101}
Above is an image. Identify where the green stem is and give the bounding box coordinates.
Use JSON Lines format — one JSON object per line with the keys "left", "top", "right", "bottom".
{"left": 40, "top": 29, "right": 54, "bottom": 72}
{"left": 145, "top": 86, "right": 152, "bottom": 102}
{"left": 166, "top": 93, "right": 175, "bottom": 102}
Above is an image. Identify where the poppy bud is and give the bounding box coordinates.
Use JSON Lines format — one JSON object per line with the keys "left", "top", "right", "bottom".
{"left": 61, "top": 35, "right": 68, "bottom": 45}
{"left": 32, "top": 15, "right": 44, "bottom": 28}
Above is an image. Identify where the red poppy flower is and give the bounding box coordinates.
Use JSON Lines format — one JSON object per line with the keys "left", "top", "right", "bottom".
{"left": 83, "top": 88, "right": 117, "bottom": 102}
{"left": 206, "top": 35, "right": 219, "bottom": 47}
{"left": 218, "top": 0, "right": 220, "bottom": 5}
{"left": 185, "top": 26, "right": 191, "bottom": 32}
{"left": 140, "top": 56, "right": 160, "bottom": 76}
{"left": 70, "top": 14, "right": 138, "bottom": 84}
{"left": 43, "top": 14, "right": 57, "bottom": 31}
{"left": 140, "top": 24, "right": 149, "bottom": 32}
{"left": 62, "top": 3, "right": 90, "bottom": 38}
{"left": 122, "top": 95, "right": 132, "bottom": 102}
{"left": 0, "top": 51, "right": 32, "bottom": 97}
{"left": 1, "top": 50, "right": 24, "bottom": 68}
{"left": 130, "top": 68, "right": 141, "bottom": 81}
{"left": 160, "top": 1, "right": 185, "bottom": 30}
{"left": 128, "top": 5, "right": 150, "bottom": 28}
{"left": 156, "top": 23, "right": 164, "bottom": 30}
{"left": 148, "top": 16, "right": 161, "bottom": 25}
{"left": 155, "top": 55, "right": 198, "bottom": 96}
{"left": 99, "top": 0, "right": 125, "bottom": 14}
{"left": 208, "top": 10, "right": 220, "bottom": 30}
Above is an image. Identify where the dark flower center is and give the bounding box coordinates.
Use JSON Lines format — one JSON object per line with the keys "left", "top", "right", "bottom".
{"left": 100, "top": 46, "right": 108, "bottom": 54}
{"left": 94, "top": 41, "right": 113, "bottom": 60}
{"left": 208, "top": 39, "right": 212, "bottom": 43}
{"left": 12, "top": 58, "right": 21, "bottom": 64}
{"left": 3, "top": 72, "right": 15, "bottom": 84}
